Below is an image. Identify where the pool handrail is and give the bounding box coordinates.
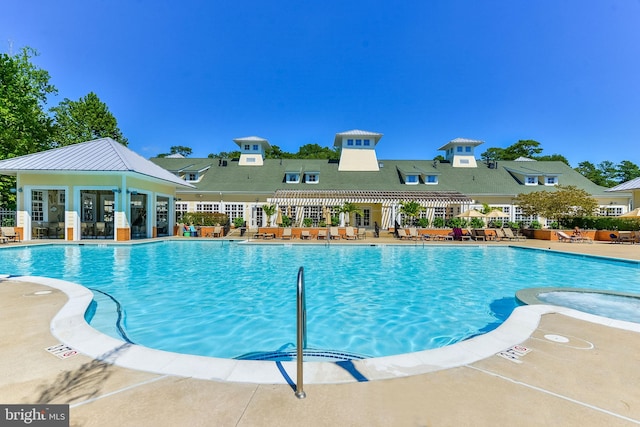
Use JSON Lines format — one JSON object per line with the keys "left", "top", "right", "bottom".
{"left": 295, "top": 266, "right": 307, "bottom": 399}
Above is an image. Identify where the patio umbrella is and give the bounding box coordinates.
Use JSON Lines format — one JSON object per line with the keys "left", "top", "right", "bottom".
{"left": 324, "top": 206, "right": 332, "bottom": 225}
{"left": 275, "top": 208, "right": 283, "bottom": 225}
{"left": 618, "top": 207, "right": 640, "bottom": 218}
{"left": 456, "top": 209, "right": 485, "bottom": 219}
{"left": 485, "top": 209, "right": 507, "bottom": 219}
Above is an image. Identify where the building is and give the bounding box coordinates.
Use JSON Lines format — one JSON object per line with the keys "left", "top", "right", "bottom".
{"left": 151, "top": 130, "right": 631, "bottom": 231}
{"left": 0, "top": 130, "right": 632, "bottom": 241}
{"left": 0, "top": 138, "right": 192, "bottom": 241}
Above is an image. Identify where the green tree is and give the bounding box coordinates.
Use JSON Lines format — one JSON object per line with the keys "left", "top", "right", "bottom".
{"left": 169, "top": 146, "right": 192, "bottom": 157}
{"left": 50, "top": 92, "right": 128, "bottom": 146}
{"left": 535, "top": 154, "right": 570, "bottom": 165}
{"left": 261, "top": 204, "right": 276, "bottom": 226}
{"left": 596, "top": 161, "right": 618, "bottom": 187}
{"left": 296, "top": 143, "right": 340, "bottom": 159}
{"left": 616, "top": 160, "right": 640, "bottom": 184}
{"left": 480, "top": 147, "right": 505, "bottom": 163}
{"left": 207, "top": 150, "right": 241, "bottom": 159}
{"left": 514, "top": 185, "right": 598, "bottom": 223}
{"left": 0, "top": 47, "right": 56, "bottom": 158}
{"left": 338, "top": 202, "right": 363, "bottom": 225}
{"left": 0, "top": 47, "right": 57, "bottom": 207}
{"left": 399, "top": 201, "right": 424, "bottom": 226}
{"left": 502, "top": 140, "right": 543, "bottom": 160}
{"left": 575, "top": 161, "right": 607, "bottom": 186}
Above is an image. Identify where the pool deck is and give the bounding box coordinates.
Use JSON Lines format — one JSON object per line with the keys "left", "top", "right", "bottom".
{"left": 2, "top": 237, "right": 640, "bottom": 426}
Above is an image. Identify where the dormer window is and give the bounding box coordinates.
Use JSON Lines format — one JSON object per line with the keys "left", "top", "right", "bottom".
{"left": 286, "top": 172, "right": 300, "bottom": 183}
{"left": 185, "top": 172, "right": 198, "bottom": 182}
{"left": 406, "top": 174, "right": 419, "bottom": 185}
{"left": 426, "top": 175, "right": 438, "bottom": 184}
{"left": 525, "top": 176, "right": 538, "bottom": 185}
{"left": 305, "top": 172, "right": 319, "bottom": 184}
{"left": 545, "top": 176, "right": 558, "bottom": 185}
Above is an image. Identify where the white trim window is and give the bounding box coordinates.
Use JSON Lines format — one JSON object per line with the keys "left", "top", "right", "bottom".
{"left": 525, "top": 176, "right": 538, "bottom": 185}
{"left": 304, "top": 172, "right": 319, "bottom": 184}
{"left": 225, "top": 203, "right": 244, "bottom": 222}
{"left": 185, "top": 172, "right": 198, "bottom": 182}
{"left": 176, "top": 202, "right": 188, "bottom": 221}
{"left": 286, "top": 173, "right": 301, "bottom": 184}
{"left": 545, "top": 176, "right": 558, "bottom": 186}
{"left": 196, "top": 203, "right": 219, "bottom": 213}
{"left": 32, "top": 190, "right": 44, "bottom": 222}
{"left": 425, "top": 175, "right": 438, "bottom": 185}
{"left": 405, "top": 174, "right": 419, "bottom": 185}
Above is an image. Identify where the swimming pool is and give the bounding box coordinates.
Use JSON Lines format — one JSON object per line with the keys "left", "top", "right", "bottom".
{"left": 1, "top": 242, "right": 640, "bottom": 360}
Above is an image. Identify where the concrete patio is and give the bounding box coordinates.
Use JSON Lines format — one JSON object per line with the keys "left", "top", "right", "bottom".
{"left": 1, "top": 238, "right": 640, "bottom": 426}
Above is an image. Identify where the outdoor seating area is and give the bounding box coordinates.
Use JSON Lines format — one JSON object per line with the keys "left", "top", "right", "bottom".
{"left": 0, "top": 227, "right": 20, "bottom": 243}
{"left": 610, "top": 230, "right": 638, "bottom": 244}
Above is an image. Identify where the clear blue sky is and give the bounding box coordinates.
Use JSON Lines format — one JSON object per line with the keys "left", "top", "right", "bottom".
{"left": 2, "top": 1, "right": 639, "bottom": 167}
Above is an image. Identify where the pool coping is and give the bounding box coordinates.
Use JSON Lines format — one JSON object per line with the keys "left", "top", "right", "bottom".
{"left": 10, "top": 275, "right": 640, "bottom": 385}
{"left": 517, "top": 287, "right": 640, "bottom": 306}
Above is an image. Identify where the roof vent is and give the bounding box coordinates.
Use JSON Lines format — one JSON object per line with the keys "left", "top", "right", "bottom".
{"left": 378, "top": 162, "right": 384, "bottom": 168}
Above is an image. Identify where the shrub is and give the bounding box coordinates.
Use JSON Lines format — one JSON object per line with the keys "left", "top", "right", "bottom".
{"left": 446, "top": 217, "right": 466, "bottom": 228}
{"left": 529, "top": 220, "right": 542, "bottom": 229}
{"left": 432, "top": 217, "right": 445, "bottom": 228}
{"left": 233, "top": 217, "right": 245, "bottom": 228}
{"left": 181, "top": 212, "right": 228, "bottom": 226}
{"left": 417, "top": 217, "right": 429, "bottom": 228}
{"left": 303, "top": 217, "right": 313, "bottom": 227}
{"left": 470, "top": 217, "right": 484, "bottom": 229}
{"left": 281, "top": 215, "right": 292, "bottom": 227}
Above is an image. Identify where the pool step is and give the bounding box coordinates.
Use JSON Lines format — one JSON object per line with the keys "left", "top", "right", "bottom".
{"left": 235, "top": 348, "right": 368, "bottom": 361}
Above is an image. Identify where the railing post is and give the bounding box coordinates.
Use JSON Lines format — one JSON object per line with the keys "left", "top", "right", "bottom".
{"left": 295, "top": 266, "right": 307, "bottom": 399}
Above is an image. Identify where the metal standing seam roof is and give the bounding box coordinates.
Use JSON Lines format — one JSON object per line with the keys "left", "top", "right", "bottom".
{"left": 0, "top": 138, "right": 193, "bottom": 188}
{"left": 607, "top": 177, "right": 640, "bottom": 192}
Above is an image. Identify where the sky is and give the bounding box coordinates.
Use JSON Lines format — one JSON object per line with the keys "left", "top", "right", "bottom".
{"left": 2, "top": 1, "right": 639, "bottom": 167}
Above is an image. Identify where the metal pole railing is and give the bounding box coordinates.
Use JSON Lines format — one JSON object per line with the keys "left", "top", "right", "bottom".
{"left": 295, "top": 266, "right": 307, "bottom": 399}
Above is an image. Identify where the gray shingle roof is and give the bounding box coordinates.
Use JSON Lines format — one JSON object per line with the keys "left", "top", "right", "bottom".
{"left": 0, "top": 138, "right": 193, "bottom": 188}
{"left": 151, "top": 156, "right": 616, "bottom": 198}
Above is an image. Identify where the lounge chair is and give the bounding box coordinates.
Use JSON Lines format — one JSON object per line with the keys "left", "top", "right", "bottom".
{"left": 300, "top": 230, "right": 312, "bottom": 240}
{"left": 618, "top": 231, "right": 635, "bottom": 244}
{"left": 502, "top": 228, "right": 526, "bottom": 241}
{"left": 357, "top": 228, "right": 367, "bottom": 240}
{"left": 408, "top": 228, "right": 420, "bottom": 240}
{"left": 556, "top": 231, "right": 577, "bottom": 243}
{"left": 212, "top": 226, "right": 222, "bottom": 237}
{"left": 344, "top": 226, "right": 357, "bottom": 240}
{"left": 281, "top": 228, "right": 293, "bottom": 240}
{"left": 1, "top": 227, "right": 21, "bottom": 243}
{"left": 317, "top": 229, "right": 328, "bottom": 240}
{"left": 397, "top": 229, "right": 411, "bottom": 240}
{"left": 329, "top": 227, "right": 341, "bottom": 240}
{"left": 472, "top": 229, "right": 486, "bottom": 241}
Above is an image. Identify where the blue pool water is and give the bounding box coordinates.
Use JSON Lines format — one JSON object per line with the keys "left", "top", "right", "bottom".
{"left": 1, "top": 242, "right": 639, "bottom": 358}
